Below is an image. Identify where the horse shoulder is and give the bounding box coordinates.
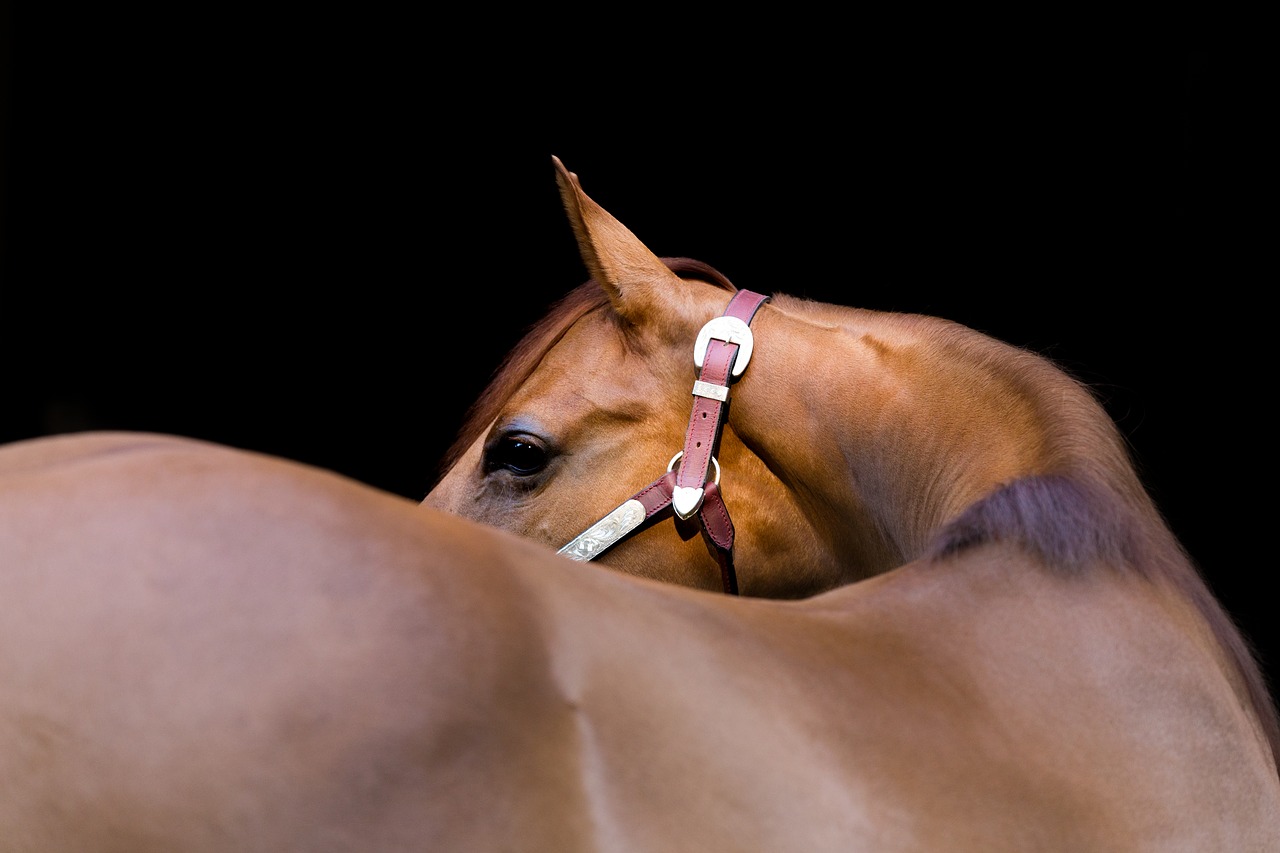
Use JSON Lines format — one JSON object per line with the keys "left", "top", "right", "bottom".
{"left": 806, "top": 545, "right": 1280, "bottom": 849}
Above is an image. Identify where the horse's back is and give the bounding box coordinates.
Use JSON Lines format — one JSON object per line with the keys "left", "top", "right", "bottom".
{"left": 0, "top": 432, "right": 571, "bottom": 851}
{"left": 2, "top": 433, "right": 1277, "bottom": 851}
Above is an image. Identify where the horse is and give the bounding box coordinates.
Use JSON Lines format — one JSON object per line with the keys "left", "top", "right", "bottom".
{"left": 0, "top": 157, "right": 1276, "bottom": 851}
{"left": 423, "top": 157, "right": 1280, "bottom": 846}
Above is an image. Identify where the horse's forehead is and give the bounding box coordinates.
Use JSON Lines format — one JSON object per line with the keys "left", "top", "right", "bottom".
{"left": 521, "top": 310, "right": 689, "bottom": 404}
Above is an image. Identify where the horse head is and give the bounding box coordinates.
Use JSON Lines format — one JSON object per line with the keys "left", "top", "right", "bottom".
{"left": 425, "top": 157, "right": 885, "bottom": 597}
{"left": 425, "top": 156, "right": 1136, "bottom": 598}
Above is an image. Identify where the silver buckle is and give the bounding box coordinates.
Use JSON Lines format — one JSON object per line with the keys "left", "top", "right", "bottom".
{"left": 693, "top": 316, "right": 754, "bottom": 377}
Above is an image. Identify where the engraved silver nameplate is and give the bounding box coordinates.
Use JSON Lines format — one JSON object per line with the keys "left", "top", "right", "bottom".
{"left": 556, "top": 499, "right": 647, "bottom": 561}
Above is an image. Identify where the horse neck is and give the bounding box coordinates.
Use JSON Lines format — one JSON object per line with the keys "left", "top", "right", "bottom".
{"left": 735, "top": 296, "right": 1142, "bottom": 574}
{"left": 733, "top": 295, "right": 1280, "bottom": 766}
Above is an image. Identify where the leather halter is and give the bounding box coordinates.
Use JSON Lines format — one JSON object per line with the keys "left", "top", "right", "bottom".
{"left": 557, "top": 290, "right": 771, "bottom": 594}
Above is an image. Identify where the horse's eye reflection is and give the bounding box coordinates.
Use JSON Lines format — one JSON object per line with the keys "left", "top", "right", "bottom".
{"left": 487, "top": 436, "right": 549, "bottom": 477}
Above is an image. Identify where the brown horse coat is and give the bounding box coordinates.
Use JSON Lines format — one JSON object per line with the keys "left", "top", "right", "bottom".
{"left": 2, "top": 157, "right": 1278, "bottom": 850}
{"left": 3, "top": 431, "right": 1277, "bottom": 850}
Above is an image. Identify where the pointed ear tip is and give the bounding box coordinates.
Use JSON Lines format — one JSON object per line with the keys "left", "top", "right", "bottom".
{"left": 551, "top": 155, "right": 578, "bottom": 186}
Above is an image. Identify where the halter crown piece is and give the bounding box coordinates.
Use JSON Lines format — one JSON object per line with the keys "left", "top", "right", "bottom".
{"left": 557, "top": 290, "right": 771, "bottom": 595}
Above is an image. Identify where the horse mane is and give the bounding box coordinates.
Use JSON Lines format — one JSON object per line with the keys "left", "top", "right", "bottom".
{"left": 432, "top": 258, "right": 736, "bottom": 487}
{"left": 902, "top": 316, "right": 1280, "bottom": 768}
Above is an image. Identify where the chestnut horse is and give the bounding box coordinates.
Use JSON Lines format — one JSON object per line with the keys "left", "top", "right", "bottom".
{"left": 1, "top": 157, "right": 1277, "bottom": 850}
{"left": 426, "top": 158, "right": 1280, "bottom": 846}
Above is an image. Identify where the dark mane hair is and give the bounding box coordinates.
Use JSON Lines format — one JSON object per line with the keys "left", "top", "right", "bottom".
{"left": 913, "top": 320, "right": 1280, "bottom": 771}
{"left": 432, "top": 258, "right": 736, "bottom": 486}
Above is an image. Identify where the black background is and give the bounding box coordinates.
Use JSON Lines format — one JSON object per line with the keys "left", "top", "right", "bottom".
{"left": 2, "top": 13, "right": 1270, "bottom": 697}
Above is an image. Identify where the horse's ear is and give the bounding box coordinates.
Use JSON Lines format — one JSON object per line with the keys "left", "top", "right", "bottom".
{"left": 552, "top": 156, "right": 685, "bottom": 322}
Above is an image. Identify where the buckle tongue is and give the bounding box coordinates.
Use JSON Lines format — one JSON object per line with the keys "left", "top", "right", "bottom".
{"left": 694, "top": 316, "right": 755, "bottom": 377}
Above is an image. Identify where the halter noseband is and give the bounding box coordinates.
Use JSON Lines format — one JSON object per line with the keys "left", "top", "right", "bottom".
{"left": 556, "top": 290, "right": 771, "bottom": 594}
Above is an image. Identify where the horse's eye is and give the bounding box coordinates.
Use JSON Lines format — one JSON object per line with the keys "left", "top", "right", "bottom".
{"left": 486, "top": 435, "right": 549, "bottom": 477}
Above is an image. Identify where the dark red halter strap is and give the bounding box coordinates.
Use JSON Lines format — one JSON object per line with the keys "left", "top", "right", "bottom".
{"left": 671, "top": 289, "right": 770, "bottom": 593}
{"left": 673, "top": 290, "right": 771, "bottom": 514}
{"left": 599, "top": 470, "right": 739, "bottom": 593}
{"left": 556, "top": 290, "right": 770, "bottom": 595}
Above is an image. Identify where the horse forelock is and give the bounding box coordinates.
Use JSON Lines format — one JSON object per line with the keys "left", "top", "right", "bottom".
{"left": 431, "top": 259, "right": 737, "bottom": 488}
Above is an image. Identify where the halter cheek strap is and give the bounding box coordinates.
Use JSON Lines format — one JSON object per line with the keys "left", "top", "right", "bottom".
{"left": 557, "top": 290, "right": 770, "bottom": 595}
{"left": 673, "top": 290, "right": 770, "bottom": 519}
